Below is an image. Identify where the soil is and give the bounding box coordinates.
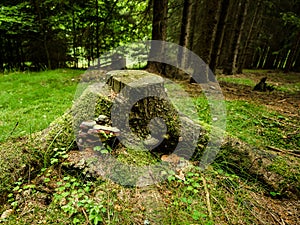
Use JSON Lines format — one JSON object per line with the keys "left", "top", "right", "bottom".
{"left": 184, "top": 72, "right": 300, "bottom": 119}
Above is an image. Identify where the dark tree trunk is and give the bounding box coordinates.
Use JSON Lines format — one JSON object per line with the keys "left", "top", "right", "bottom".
{"left": 96, "top": 0, "right": 100, "bottom": 67}
{"left": 191, "top": 0, "right": 219, "bottom": 83}
{"left": 193, "top": 0, "right": 219, "bottom": 65}
{"left": 188, "top": 0, "right": 199, "bottom": 52}
{"left": 178, "top": 0, "right": 193, "bottom": 69}
{"left": 0, "top": 36, "right": 3, "bottom": 72}
{"left": 72, "top": 9, "right": 77, "bottom": 68}
{"left": 223, "top": 0, "right": 248, "bottom": 75}
{"left": 233, "top": 0, "right": 249, "bottom": 71}
{"left": 34, "top": 0, "right": 51, "bottom": 70}
{"left": 263, "top": 50, "right": 277, "bottom": 69}
{"left": 237, "top": 0, "right": 262, "bottom": 73}
{"left": 218, "top": 0, "right": 238, "bottom": 69}
{"left": 209, "top": 0, "right": 230, "bottom": 74}
{"left": 148, "top": 0, "right": 168, "bottom": 74}
{"left": 284, "top": 32, "right": 300, "bottom": 72}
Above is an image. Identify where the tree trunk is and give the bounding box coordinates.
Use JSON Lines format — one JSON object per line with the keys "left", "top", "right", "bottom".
{"left": 284, "top": 32, "right": 300, "bottom": 72}
{"left": 178, "top": 0, "right": 193, "bottom": 69}
{"left": 147, "top": 0, "right": 168, "bottom": 74}
{"left": 223, "top": 0, "right": 247, "bottom": 75}
{"left": 218, "top": 0, "right": 239, "bottom": 69}
{"left": 191, "top": 0, "right": 219, "bottom": 82}
{"left": 34, "top": 0, "right": 51, "bottom": 70}
{"left": 209, "top": 0, "right": 230, "bottom": 74}
{"left": 0, "top": 37, "right": 3, "bottom": 72}
{"left": 72, "top": 9, "right": 77, "bottom": 68}
{"left": 193, "top": 0, "right": 219, "bottom": 65}
{"left": 233, "top": 0, "right": 249, "bottom": 72}
{"left": 188, "top": 0, "right": 199, "bottom": 53}
{"left": 96, "top": 0, "right": 100, "bottom": 67}
{"left": 237, "top": 0, "right": 261, "bottom": 73}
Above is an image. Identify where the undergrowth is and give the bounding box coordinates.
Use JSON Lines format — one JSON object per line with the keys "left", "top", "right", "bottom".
{"left": 0, "top": 69, "right": 299, "bottom": 224}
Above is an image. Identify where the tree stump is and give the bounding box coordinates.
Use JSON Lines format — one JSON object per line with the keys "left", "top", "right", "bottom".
{"left": 253, "top": 77, "right": 274, "bottom": 91}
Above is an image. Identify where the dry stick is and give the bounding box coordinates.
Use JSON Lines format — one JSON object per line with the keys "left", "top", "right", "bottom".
{"left": 250, "top": 193, "right": 282, "bottom": 225}
{"left": 211, "top": 195, "right": 230, "bottom": 223}
{"left": 269, "top": 211, "right": 282, "bottom": 225}
{"left": 267, "top": 146, "right": 300, "bottom": 158}
{"left": 202, "top": 176, "right": 213, "bottom": 220}
{"left": 81, "top": 208, "right": 92, "bottom": 225}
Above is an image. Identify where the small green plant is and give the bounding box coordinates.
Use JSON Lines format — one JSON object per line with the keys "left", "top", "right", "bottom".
{"left": 184, "top": 171, "right": 202, "bottom": 194}
{"left": 54, "top": 176, "right": 106, "bottom": 224}
{"left": 270, "top": 191, "right": 281, "bottom": 197}
{"left": 50, "top": 147, "right": 68, "bottom": 165}
{"left": 8, "top": 178, "right": 37, "bottom": 210}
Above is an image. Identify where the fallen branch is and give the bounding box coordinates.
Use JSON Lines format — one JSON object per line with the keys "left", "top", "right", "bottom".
{"left": 202, "top": 176, "right": 213, "bottom": 220}
{"left": 266, "top": 146, "right": 300, "bottom": 158}
{"left": 81, "top": 208, "right": 92, "bottom": 225}
{"left": 211, "top": 195, "right": 230, "bottom": 223}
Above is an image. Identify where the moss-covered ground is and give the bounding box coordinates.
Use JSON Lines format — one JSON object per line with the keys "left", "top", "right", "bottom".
{"left": 0, "top": 69, "right": 299, "bottom": 224}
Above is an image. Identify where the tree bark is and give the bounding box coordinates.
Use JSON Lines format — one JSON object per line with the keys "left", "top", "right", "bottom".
{"left": 233, "top": 0, "right": 249, "bottom": 72}
{"left": 209, "top": 0, "right": 230, "bottom": 74}
{"left": 188, "top": 0, "right": 199, "bottom": 53}
{"left": 147, "top": 0, "right": 168, "bottom": 74}
{"left": 223, "top": 0, "right": 247, "bottom": 75}
{"left": 0, "top": 37, "right": 3, "bottom": 72}
{"left": 237, "top": 0, "right": 261, "bottom": 73}
{"left": 178, "top": 0, "right": 193, "bottom": 69}
{"left": 284, "top": 32, "right": 300, "bottom": 72}
{"left": 193, "top": 0, "right": 219, "bottom": 65}
{"left": 72, "top": 9, "right": 77, "bottom": 68}
{"left": 96, "top": 0, "right": 100, "bottom": 67}
{"left": 34, "top": 0, "right": 51, "bottom": 70}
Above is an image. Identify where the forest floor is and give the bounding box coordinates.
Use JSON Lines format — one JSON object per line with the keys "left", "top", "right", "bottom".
{"left": 219, "top": 72, "right": 300, "bottom": 118}
{"left": 184, "top": 71, "right": 300, "bottom": 224}
{"left": 0, "top": 69, "right": 299, "bottom": 224}
{"left": 187, "top": 70, "right": 300, "bottom": 118}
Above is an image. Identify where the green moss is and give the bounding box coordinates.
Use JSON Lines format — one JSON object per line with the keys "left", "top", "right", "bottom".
{"left": 46, "top": 112, "right": 75, "bottom": 151}
{"left": 117, "top": 147, "right": 159, "bottom": 166}
{"left": 267, "top": 157, "right": 300, "bottom": 194}
{"left": 72, "top": 85, "right": 112, "bottom": 130}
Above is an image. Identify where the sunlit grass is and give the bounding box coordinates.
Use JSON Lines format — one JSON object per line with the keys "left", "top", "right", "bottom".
{"left": 225, "top": 100, "right": 299, "bottom": 150}
{"left": 218, "top": 77, "right": 256, "bottom": 87}
{"left": 0, "top": 69, "right": 84, "bottom": 142}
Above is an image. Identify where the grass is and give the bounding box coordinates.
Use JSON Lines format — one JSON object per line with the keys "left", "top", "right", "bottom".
{"left": 0, "top": 69, "right": 299, "bottom": 224}
{"left": 0, "top": 69, "right": 84, "bottom": 142}
{"left": 218, "top": 77, "right": 256, "bottom": 87}
{"left": 219, "top": 69, "right": 300, "bottom": 94}
{"left": 225, "top": 100, "right": 299, "bottom": 150}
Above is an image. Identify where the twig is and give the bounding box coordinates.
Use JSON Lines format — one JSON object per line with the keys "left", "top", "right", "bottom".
{"left": 267, "top": 146, "right": 300, "bottom": 158}
{"left": 269, "top": 211, "right": 282, "bottom": 225}
{"left": 81, "top": 208, "right": 92, "bottom": 225}
{"left": 211, "top": 195, "right": 230, "bottom": 222}
{"left": 6, "top": 122, "right": 19, "bottom": 140}
{"left": 202, "top": 176, "right": 213, "bottom": 220}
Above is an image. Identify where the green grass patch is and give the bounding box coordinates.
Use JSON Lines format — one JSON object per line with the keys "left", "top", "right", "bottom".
{"left": 225, "top": 100, "right": 299, "bottom": 150}
{"left": 218, "top": 77, "right": 256, "bottom": 87}
{"left": 0, "top": 69, "right": 84, "bottom": 142}
{"left": 275, "top": 82, "right": 300, "bottom": 94}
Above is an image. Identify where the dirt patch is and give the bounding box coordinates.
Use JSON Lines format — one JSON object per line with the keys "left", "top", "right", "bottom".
{"left": 249, "top": 191, "right": 300, "bottom": 225}
{"left": 182, "top": 72, "right": 300, "bottom": 118}
{"left": 219, "top": 81, "right": 300, "bottom": 118}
